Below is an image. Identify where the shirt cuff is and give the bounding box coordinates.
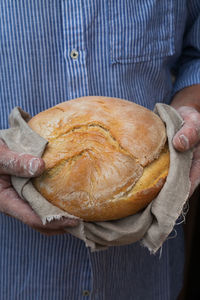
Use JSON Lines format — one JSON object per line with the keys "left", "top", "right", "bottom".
{"left": 172, "top": 59, "right": 200, "bottom": 96}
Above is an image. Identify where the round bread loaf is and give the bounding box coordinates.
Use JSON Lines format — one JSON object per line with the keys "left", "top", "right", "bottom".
{"left": 28, "top": 96, "right": 170, "bottom": 221}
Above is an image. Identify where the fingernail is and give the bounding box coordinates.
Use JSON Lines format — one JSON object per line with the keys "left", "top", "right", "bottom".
{"left": 179, "top": 134, "right": 189, "bottom": 150}
{"left": 63, "top": 218, "right": 79, "bottom": 227}
{"left": 29, "top": 158, "right": 41, "bottom": 175}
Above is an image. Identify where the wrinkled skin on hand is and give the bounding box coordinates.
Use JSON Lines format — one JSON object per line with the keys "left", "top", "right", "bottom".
{"left": 173, "top": 106, "right": 200, "bottom": 196}
{"left": 0, "top": 139, "right": 79, "bottom": 235}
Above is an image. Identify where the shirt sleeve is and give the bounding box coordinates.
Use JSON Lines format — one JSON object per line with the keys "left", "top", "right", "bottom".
{"left": 172, "top": 1, "right": 200, "bottom": 95}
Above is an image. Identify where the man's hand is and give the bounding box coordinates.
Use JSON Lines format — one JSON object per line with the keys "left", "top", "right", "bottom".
{"left": 0, "top": 138, "right": 79, "bottom": 235}
{"left": 173, "top": 106, "right": 200, "bottom": 196}
{"left": 171, "top": 85, "right": 200, "bottom": 197}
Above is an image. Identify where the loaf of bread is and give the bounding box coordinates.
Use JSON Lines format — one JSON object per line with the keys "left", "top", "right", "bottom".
{"left": 28, "top": 96, "right": 170, "bottom": 221}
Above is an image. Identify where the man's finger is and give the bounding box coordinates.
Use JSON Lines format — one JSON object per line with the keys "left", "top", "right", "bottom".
{"left": 33, "top": 228, "right": 66, "bottom": 236}
{"left": 0, "top": 138, "right": 45, "bottom": 177}
{"left": 173, "top": 106, "right": 200, "bottom": 152}
{"left": 0, "top": 175, "right": 79, "bottom": 230}
{"left": 173, "top": 123, "right": 200, "bottom": 152}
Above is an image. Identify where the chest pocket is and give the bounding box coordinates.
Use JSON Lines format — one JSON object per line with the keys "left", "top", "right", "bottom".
{"left": 108, "top": 0, "right": 175, "bottom": 63}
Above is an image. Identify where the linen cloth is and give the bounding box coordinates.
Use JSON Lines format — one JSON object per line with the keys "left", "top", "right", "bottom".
{"left": 0, "top": 103, "right": 192, "bottom": 254}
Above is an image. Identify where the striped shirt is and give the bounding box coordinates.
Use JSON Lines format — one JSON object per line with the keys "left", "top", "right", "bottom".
{"left": 0, "top": 1, "right": 200, "bottom": 299}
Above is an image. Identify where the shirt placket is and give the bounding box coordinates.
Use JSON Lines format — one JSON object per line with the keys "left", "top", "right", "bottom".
{"left": 62, "top": 2, "right": 93, "bottom": 299}
{"left": 62, "top": 0, "right": 89, "bottom": 99}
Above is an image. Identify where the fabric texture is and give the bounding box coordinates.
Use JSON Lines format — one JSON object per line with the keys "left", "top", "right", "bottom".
{"left": 0, "top": 0, "right": 200, "bottom": 299}
{"left": 0, "top": 104, "right": 192, "bottom": 254}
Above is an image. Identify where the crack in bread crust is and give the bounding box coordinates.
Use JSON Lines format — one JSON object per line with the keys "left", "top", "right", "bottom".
{"left": 37, "top": 123, "right": 145, "bottom": 201}
{"left": 49, "top": 123, "right": 140, "bottom": 162}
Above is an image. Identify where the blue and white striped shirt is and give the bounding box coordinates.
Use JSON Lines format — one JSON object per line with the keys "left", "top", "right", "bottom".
{"left": 0, "top": 1, "right": 200, "bottom": 299}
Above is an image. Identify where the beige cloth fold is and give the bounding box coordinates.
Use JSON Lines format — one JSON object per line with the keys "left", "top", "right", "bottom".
{"left": 0, "top": 103, "right": 193, "bottom": 253}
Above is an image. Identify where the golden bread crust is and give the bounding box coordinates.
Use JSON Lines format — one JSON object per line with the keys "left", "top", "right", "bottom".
{"left": 28, "top": 96, "right": 170, "bottom": 221}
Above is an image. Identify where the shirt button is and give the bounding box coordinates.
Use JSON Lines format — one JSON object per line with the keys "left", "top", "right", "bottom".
{"left": 70, "top": 49, "right": 79, "bottom": 59}
{"left": 82, "top": 290, "right": 90, "bottom": 296}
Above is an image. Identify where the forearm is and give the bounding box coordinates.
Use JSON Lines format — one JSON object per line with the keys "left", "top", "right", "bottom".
{"left": 171, "top": 84, "right": 200, "bottom": 112}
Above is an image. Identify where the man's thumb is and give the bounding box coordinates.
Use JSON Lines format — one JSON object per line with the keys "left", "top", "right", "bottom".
{"left": 0, "top": 139, "right": 45, "bottom": 177}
